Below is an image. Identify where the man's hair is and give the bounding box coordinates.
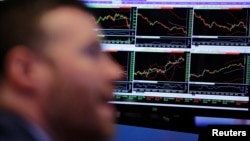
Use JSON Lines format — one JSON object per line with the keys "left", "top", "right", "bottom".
{"left": 0, "top": 0, "right": 89, "bottom": 79}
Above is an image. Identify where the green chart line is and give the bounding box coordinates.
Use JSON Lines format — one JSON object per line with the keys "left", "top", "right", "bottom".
{"left": 185, "top": 53, "right": 191, "bottom": 82}
{"left": 96, "top": 13, "right": 130, "bottom": 28}
{"left": 247, "top": 55, "right": 250, "bottom": 84}
{"left": 188, "top": 9, "right": 193, "bottom": 37}
{"left": 132, "top": 8, "right": 137, "bottom": 29}
{"left": 129, "top": 52, "right": 135, "bottom": 82}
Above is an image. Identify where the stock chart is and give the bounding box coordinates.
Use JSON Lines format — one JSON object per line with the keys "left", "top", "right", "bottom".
{"left": 136, "top": 8, "right": 192, "bottom": 48}
{"left": 192, "top": 9, "right": 249, "bottom": 46}
{"left": 190, "top": 54, "right": 245, "bottom": 83}
{"left": 134, "top": 52, "right": 186, "bottom": 82}
{"left": 136, "top": 8, "right": 189, "bottom": 36}
{"left": 109, "top": 51, "right": 133, "bottom": 93}
{"left": 89, "top": 7, "right": 136, "bottom": 44}
{"left": 193, "top": 9, "right": 248, "bottom": 36}
{"left": 189, "top": 54, "right": 249, "bottom": 96}
{"left": 132, "top": 52, "right": 188, "bottom": 94}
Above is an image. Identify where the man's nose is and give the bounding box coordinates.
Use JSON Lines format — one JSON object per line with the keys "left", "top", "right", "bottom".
{"left": 102, "top": 54, "right": 123, "bottom": 81}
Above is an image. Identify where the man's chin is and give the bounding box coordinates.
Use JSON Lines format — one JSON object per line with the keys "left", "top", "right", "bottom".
{"left": 96, "top": 103, "right": 117, "bottom": 139}
{"left": 101, "top": 121, "right": 116, "bottom": 140}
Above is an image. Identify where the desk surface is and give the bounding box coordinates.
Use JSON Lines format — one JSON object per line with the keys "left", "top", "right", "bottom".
{"left": 113, "top": 124, "right": 199, "bottom": 141}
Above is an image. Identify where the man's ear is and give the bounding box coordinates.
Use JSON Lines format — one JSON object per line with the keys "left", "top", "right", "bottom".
{"left": 5, "top": 46, "right": 37, "bottom": 91}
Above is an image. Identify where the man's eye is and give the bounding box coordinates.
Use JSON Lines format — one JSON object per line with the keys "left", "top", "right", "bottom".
{"left": 83, "top": 47, "right": 101, "bottom": 58}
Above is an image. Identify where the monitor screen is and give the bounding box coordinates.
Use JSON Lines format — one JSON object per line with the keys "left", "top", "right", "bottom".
{"left": 85, "top": 0, "right": 250, "bottom": 118}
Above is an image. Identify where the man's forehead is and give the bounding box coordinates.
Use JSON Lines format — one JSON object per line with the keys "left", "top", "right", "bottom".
{"left": 39, "top": 6, "right": 99, "bottom": 39}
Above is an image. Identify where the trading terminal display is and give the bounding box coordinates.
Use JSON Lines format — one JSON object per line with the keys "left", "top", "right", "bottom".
{"left": 133, "top": 52, "right": 188, "bottom": 93}
{"left": 88, "top": 4, "right": 250, "bottom": 112}
{"left": 110, "top": 51, "right": 133, "bottom": 93}
{"left": 89, "top": 7, "right": 136, "bottom": 44}
{"left": 192, "top": 9, "right": 249, "bottom": 46}
{"left": 136, "top": 8, "right": 192, "bottom": 48}
{"left": 189, "top": 54, "right": 249, "bottom": 96}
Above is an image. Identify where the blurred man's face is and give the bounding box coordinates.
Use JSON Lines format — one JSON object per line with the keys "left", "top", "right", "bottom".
{"left": 35, "top": 7, "right": 122, "bottom": 140}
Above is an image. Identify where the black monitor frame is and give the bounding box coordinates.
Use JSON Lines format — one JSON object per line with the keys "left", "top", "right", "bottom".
{"left": 87, "top": 1, "right": 250, "bottom": 119}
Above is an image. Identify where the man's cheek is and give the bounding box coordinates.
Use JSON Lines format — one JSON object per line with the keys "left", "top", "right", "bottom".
{"left": 63, "top": 70, "right": 98, "bottom": 89}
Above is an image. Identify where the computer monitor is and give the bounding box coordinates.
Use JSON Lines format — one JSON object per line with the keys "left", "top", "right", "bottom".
{"left": 85, "top": 0, "right": 250, "bottom": 118}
